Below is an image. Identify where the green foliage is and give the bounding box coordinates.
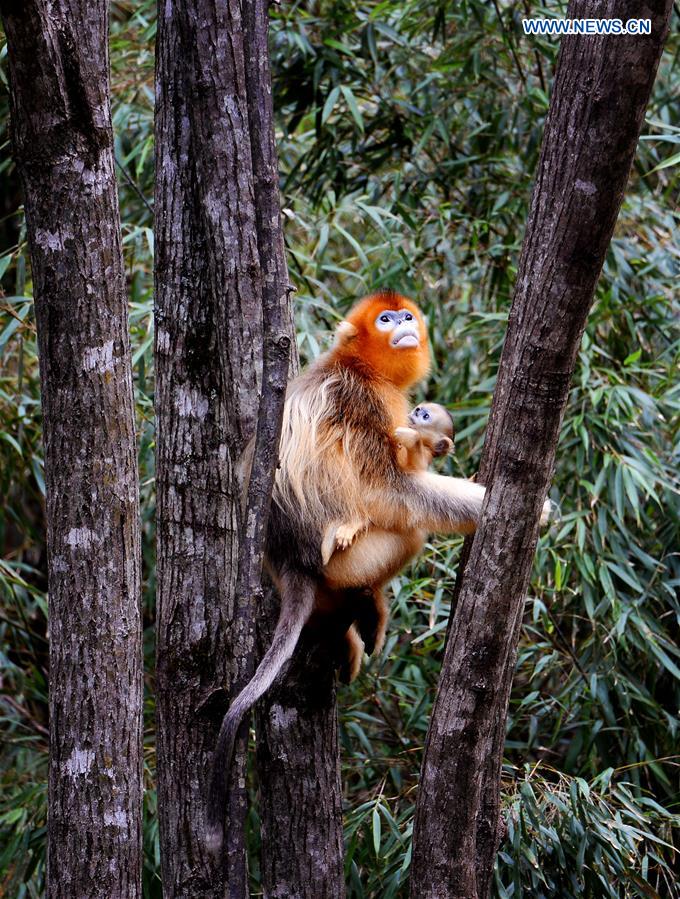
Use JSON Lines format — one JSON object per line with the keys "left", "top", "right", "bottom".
{"left": 1, "top": 1, "right": 678, "bottom": 897}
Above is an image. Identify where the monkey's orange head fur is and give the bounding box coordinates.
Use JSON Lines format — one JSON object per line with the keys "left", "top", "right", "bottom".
{"left": 336, "top": 292, "right": 431, "bottom": 389}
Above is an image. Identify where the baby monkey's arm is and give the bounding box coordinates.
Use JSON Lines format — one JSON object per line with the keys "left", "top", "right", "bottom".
{"left": 394, "top": 426, "right": 419, "bottom": 448}
{"left": 334, "top": 320, "right": 358, "bottom": 346}
{"left": 394, "top": 425, "right": 426, "bottom": 470}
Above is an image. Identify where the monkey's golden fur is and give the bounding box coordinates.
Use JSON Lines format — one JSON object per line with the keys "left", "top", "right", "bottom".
{"left": 319, "top": 397, "right": 456, "bottom": 675}
{"left": 272, "top": 295, "right": 469, "bottom": 541}
{"left": 265, "top": 293, "right": 483, "bottom": 696}
{"left": 207, "top": 291, "right": 551, "bottom": 849}
{"left": 317, "top": 403, "right": 454, "bottom": 680}
{"left": 322, "top": 399, "right": 456, "bottom": 559}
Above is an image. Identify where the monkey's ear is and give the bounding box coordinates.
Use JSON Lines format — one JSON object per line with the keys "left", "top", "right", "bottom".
{"left": 433, "top": 436, "right": 454, "bottom": 458}
{"left": 444, "top": 409, "right": 456, "bottom": 442}
{"left": 335, "top": 320, "right": 358, "bottom": 343}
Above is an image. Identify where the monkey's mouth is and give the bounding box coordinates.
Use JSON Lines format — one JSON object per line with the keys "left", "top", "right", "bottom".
{"left": 391, "top": 329, "right": 419, "bottom": 349}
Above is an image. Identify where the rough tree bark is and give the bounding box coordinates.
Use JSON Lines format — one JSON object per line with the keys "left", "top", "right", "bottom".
{"left": 156, "top": 0, "right": 345, "bottom": 894}
{"left": 409, "top": 2, "right": 673, "bottom": 897}
{"left": 0, "top": 2, "right": 143, "bottom": 897}
{"left": 255, "top": 609, "right": 346, "bottom": 899}
{"left": 241, "top": 5, "right": 346, "bottom": 896}
{"left": 234, "top": 0, "right": 293, "bottom": 715}
{"left": 154, "top": 0, "right": 264, "bottom": 894}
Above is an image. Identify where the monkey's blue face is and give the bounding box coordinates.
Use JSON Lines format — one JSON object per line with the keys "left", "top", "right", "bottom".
{"left": 374, "top": 309, "right": 420, "bottom": 349}
{"left": 409, "top": 405, "right": 432, "bottom": 426}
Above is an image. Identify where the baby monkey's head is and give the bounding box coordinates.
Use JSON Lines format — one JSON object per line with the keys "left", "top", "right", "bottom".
{"left": 409, "top": 403, "right": 455, "bottom": 458}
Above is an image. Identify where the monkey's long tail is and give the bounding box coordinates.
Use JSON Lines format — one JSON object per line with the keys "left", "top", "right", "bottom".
{"left": 205, "top": 572, "right": 316, "bottom": 852}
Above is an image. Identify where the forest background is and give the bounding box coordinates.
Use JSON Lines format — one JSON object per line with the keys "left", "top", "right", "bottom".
{"left": 0, "top": 1, "right": 678, "bottom": 896}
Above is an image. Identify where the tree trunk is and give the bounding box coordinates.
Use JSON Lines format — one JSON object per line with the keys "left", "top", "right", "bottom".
{"left": 409, "top": 2, "right": 673, "bottom": 897}
{"left": 154, "top": 0, "right": 263, "bottom": 894}
{"left": 243, "top": 4, "right": 346, "bottom": 895}
{"left": 255, "top": 586, "right": 346, "bottom": 899}
{"left": 156, "top": 2, "right": 344, "bottom": 894}
{"left": 0, "top": 2, "right": 143, "bottom": 897}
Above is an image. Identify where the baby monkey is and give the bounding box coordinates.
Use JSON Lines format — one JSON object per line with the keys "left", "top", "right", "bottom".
{"left": 396, "top": 402, "right": 455, "bottom": 470}
{"left": 321, "top": 400, "right": 455, "bottom": 565}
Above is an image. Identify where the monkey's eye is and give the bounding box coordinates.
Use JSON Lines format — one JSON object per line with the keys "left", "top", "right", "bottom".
{"left": 375, "top": 311, "right": 396, "bottom": 331}
{"left": 404, "top": 313, "right": 413, "bottom": 321}
{"left": 422, "top": 411, "right": 430, "bottom": 420}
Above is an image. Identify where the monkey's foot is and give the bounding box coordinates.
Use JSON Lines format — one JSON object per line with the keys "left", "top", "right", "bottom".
{"left": 349, "top": 587, "right": 388, "bottom": 657}
{"left": 359, "top": 610, "right": 387, "bottom": 657}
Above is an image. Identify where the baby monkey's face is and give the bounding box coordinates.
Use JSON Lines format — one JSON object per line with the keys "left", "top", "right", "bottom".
{"left": 408, "top": 403, "right": 455, "bottom": 457}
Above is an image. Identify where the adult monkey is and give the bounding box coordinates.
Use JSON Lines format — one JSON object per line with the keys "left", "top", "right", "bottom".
{"left": 207, "top": 291, "right": 550, "bottom": 847}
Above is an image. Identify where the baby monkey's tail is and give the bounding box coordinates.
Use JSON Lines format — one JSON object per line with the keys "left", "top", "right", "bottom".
{"left": 205, "top": 571, "right": 315, "bottom": 853}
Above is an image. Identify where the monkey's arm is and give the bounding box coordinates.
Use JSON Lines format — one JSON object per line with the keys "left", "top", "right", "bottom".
{"left": 394, "top": 426, "right": 419, "bottom": 449}
{"left": 364, "top": 471, "right": 551, "bottom": 535}
{"left": 395, "top": 426, "right": 432, "bottom": 471}
{"left": 397, "top": 471, "right": 485, "bottom": 533}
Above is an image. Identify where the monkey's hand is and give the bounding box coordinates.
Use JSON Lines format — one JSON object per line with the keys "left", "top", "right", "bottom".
{"left": 394, "top": 426, "right": 419, "bottom": 449}
{"left": 321, "top": 519, "right": 366, "bottom": 565}
{"left": 334, "top": 520, "right": 365, "bottom": 551}
{"left": 465, "top": 474, "right": 553, "bottom": 526}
